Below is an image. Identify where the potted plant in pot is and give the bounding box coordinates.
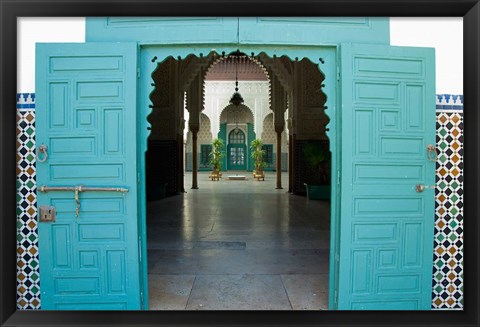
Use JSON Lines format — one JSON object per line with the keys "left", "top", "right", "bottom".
{"left": 303, "top": 141, "right": 331, "bottom": 200}
{"left": 250, "top": 139, "right": 266, "bottom": 181}
{"left": 209, "top": 138, "right": 224, "bottom": 181}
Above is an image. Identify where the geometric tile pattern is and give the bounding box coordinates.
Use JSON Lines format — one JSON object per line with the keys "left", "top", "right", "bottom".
{"left": 432, "top": 111, "right": 464, "bottom": 309}
{"left": 15, "top": 92, "right": 464, "bottom": 310}
{"left": 198, "top": 113, "right": 213, "bottom": 145}
{"left": 436, "top": 94, "right": 464, "bottom": 110}
{"left": 16, "top": 93, "right": 35, "bottom": 109}
{"left": 16, "top": 103, "right": 41, "bottom": 309}
{"left": 261, "top": 112, "right": 276, "bottom": 145}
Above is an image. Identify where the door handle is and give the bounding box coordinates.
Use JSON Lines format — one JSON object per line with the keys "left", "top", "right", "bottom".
{"left": 427, "top": 144, "right": 438, "bottom": 162}
{"left": 36, "top": 144, "right": 48, "bottom": 163}
{"left": 415, "top": 184, "right": 435, "bottom": 193}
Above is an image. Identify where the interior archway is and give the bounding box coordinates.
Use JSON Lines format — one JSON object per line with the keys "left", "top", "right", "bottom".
{"left": 145, "top": 49, "right": 334, "bottom": 310}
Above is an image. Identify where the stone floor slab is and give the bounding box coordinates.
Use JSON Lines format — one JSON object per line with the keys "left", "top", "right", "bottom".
{"left": 186, "top": 274, "right": 292, "bottom": 310}
{"left": 148, "top": 274, "right": 195, "bottom": 310}
{"left": 281, "top": 274, "right": 329, "bottom": 310}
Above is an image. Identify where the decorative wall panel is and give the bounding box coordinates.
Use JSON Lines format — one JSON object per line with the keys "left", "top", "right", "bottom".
{"left": 432, "top": 108, "right": 463, "bottom": 309}
{"left": 16, "top": 93, "right": 41, "bottom": 309}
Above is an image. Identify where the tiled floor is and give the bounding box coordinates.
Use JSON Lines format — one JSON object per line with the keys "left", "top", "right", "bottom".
{"left": 147, "top": 171, "right": 330, "bottom": 310}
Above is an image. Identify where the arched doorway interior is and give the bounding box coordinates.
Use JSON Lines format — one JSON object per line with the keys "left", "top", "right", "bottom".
{"left": 219, "top": 103, "right": 255, "bottom": 171}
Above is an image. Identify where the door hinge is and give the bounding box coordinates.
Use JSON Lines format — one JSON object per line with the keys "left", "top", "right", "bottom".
{"left": 336, "top": 66, "right": 340, "bottom": 81}
{"left": 334, "top": 290, "right": 338, "bottom": 304}
{"left": 137, "top": 68, "right": 141, "bottom": 78}
{"left": 337, "top": 170, "right": 340, "bottom": 186}
{"left": 137, "top": 172, "right": 141, "bottom": 183}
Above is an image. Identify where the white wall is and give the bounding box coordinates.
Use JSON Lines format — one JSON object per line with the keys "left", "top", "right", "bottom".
{"left": 390, "top": 17, "right": 463, "bottom": 94}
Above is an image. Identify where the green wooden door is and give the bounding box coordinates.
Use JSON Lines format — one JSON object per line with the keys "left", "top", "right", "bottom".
{"left": 337, "top": 43, "right": 436, "bottom": 309}
{"left": 227, "top": 145, "right": 247, "bottom": 170}
{"left": 227, "top": 129, "right": 247, "bottom": 170}
{"left": 36, "top": 43, "right": 143, "bottom": 310}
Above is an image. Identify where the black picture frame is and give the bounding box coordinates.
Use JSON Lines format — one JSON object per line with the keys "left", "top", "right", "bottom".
{"left": 1, "top": 1, "right": 478, "bottom": 326}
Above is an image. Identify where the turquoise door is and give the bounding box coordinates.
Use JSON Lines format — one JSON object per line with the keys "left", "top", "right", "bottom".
{"left": 36, "top": 43, "right": 143, "bottom": 309}
{"left": 227, "top": 129, "right": 247, "bottom": 170}
{"left": 337, "top": 43, "right": 436, "bottom": 309}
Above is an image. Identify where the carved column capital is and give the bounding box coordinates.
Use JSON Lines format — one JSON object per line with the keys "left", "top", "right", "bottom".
{"left": 274, "top": 123, "right": 285, "bottom": 134}
{"left": 189, "top": 124, "right": 200, "bottom": 134}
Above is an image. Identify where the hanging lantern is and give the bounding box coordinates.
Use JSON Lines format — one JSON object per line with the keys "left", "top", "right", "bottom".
{"left": 229, "top": 53, "right": 244, "bottom": 107}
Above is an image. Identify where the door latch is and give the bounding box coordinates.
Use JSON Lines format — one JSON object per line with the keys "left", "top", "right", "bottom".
{"left": 415, "top": 184, "right": 435, "bottom": 193}
{"left": 38, "top": 185, "right": 129, "bottom": 217}
{"left": 39, "top": 205, "right": 56, "bottom": 222}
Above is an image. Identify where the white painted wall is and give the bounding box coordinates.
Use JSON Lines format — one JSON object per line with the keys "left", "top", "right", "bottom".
{"left": 390, "top": 17, "right": 463, "bottom": 94}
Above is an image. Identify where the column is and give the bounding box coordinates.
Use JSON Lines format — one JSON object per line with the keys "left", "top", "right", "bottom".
{"left": 177, "top": 118, "right": 185, "bottom": 193}
{"left": 185, "top": 69, "right": 203, "bottom": 190}
{"left": 190, "top": 124, "right": 199, "bottom": 189}
{"left": 275, "top": 124, "right": 284, "bottom": 189}
{"left": 291, "top": 133, "right": 297, "bottom": 194}
{"left": 271, "top": 73, "right": 287, "bottom": 190}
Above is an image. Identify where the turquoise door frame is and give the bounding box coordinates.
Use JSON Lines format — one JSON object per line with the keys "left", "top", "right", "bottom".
{"left": 246, "top": 123, "right": 256, "bottom": 171}
{"left": 218, "top": 123, "right": 228, "bottom": 170}
{"left": 139, "top": 44, "right": 339, "bottom": 309}
{"left": 36, "top": 43, "right": 142, "bottom": 310}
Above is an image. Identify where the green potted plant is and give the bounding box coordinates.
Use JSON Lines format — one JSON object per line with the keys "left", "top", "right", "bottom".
{"left": 209, "top": 138, "right": 224, "bottom": 181}
{"left": 303, "top": 141, "right": 331, "bottom": 200}
{"left": 250, "top": 139, "right": 266, "bottom": 181}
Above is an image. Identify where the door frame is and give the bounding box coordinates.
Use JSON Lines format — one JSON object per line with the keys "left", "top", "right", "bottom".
{"left": 138, "top": 44, "right": 339, "bottom": 309}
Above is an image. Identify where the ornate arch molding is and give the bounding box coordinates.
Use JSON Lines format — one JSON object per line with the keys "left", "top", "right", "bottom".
{"left": 205, "top": 52, "right": 271, "bottom": 82}
{"left": 144, "top": 47, "right": 335, "bottom": 148}
{"left": 180, "top": 53, "right": 217, "bottom": 92}
{"left": 148, "top": 53, "right": 218, "bottom": 128}
{"left": 219, "top": 103, "right": 255, "bottom": 126}
{"left": 257, "top": 54, "right": 293, "bottom": 93}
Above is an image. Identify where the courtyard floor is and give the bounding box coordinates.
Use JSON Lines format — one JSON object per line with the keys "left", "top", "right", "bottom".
{"left": 147, "top": 171, "right": 330, "bottom": 310}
